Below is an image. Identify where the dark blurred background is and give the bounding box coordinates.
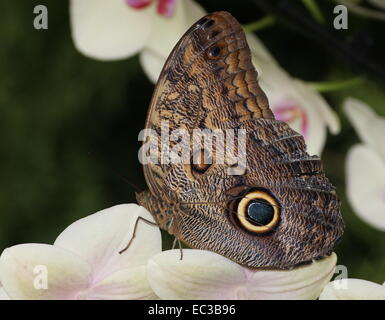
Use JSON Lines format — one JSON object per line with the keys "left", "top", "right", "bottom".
{"left": 1, "top": 0, "right": 384, "bottom": 282}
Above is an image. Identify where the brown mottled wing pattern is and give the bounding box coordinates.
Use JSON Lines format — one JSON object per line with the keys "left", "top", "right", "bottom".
{"left": 145, "top": 12, "right": 273, "bottom": 130}
{"left": 138, "top": 11, "right": 344, "bottom": 269}
{"left": 143, "top": 11, "right": 272, "bottom": 196}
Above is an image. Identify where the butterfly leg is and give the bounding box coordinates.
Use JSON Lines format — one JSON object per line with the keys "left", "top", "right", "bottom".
{"left": 172, "top": 237, "right": 184, "bottom": 261}
{"left": 136, "top": 190, "right": 175, "bottom": 233}
{"left": 119, "top": 216, "right": 158, "bottom": 254}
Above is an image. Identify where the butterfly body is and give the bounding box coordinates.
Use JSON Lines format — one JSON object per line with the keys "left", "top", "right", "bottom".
{"left": 137, "top": 11, "right": 344, "bottom": 270}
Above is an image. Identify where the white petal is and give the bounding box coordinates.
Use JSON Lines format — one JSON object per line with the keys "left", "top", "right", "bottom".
{"left": 145, "top": 0, "right": 206, "bottom": 58}
{"left": 0, "top": 287, "right": 10, "bottom": 300}
{"left": 244, "top": 253, "right": 337, "bottom": 300}
{"left": 292, "top": 79, "right": 340, "bottom": 135}
{"left": 70, "top": 0, "right": 154, "bottom": 60}
{"left": 346, "top": 144, "right": 385, "bottom": 230}
{"left": 0, "top": 244, "right": 92, "bottom": 300}
{"left": 54, "top": 204, "right": 161, "bottom": 283}
{"left": 246, "top": 33, "right": 281, "bottom": 77}
{"left": 89, "top": 266, "right": 157, "bottom": 300}
{"left": 282, "top": 80, "right": 337, "bottom": 156}
{"left": 319, "top": 278, "right": 385, "bottom": 300}
{"left": 139, "top": 49, "right": 165, "bottom": 84}
{"left": 140, "top": 0, "right": 206, "bottom": 82}
{"left": 147, "top": 249, "right": 246, "bottom": 300}
{"left": 147, "top": 249, "right": 336, "bottom": 300}
{"left": 262, "top": 74, "right": 338, "bottom": 155}
{"left": 344, "top": 97, "right": 385, "bottom": 161}
{"left": 344, "top": 97, "right": 377, "bottom": 133}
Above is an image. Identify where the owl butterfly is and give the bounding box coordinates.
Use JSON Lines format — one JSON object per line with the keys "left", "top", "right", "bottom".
{"left": 137, "top": 11, "right": 344, "bottom": 269}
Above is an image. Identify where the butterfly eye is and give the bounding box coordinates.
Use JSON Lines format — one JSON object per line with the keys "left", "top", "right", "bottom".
{"left": 235, "top": 190, "right": 280, "bottom": 234}
{"left": 207, "top": 46, "right": 221, "bottom": 59}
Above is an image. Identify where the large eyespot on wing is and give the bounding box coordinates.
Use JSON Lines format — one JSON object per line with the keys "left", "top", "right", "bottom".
{"left": 230, "top": 189, "right": 281, "bottom": 234}
{"left": 145, "top": 11, "right": 275, "bottom": 134}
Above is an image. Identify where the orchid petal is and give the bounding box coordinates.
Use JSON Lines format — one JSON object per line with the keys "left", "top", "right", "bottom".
{"left": 147, "top": 249, "right": 336, "bottom": 300}
{"left": 287, "top": 79, "right": 340, "bottom": 155}
{"left": 70, "top": 0, "right": 154, "bottom": 60}
{"left": 126, "top": 0, "right": 153, "bottom": 10}
{"left": 157, "top": 0, "right": 176, "bottom": 17}
{"left": 292, "top": 79, "right": 340, "bottom": 135}
{"left": 262, "top": 74, "right": 339, "bottom": 155}
{"left": 319, "top": 278, "right": 385, "bottom": 300}
{"left": 0, "top": 286, "right": 10, "bottom": 300}
{"left": 344, "top": 97, "right": 385, "bottom": 161}
{"left": 140, "top": 0, "right": 206, "bottom": 82}
{"left": 346, "top": 144, "right": 385, "bottom": 230}
{"left": 243, "top": 253, "right": 336, "bottom": 300}
{"left": 89, "top": 266, "right": 158, "bottom": 300}
{"left": 54, "top": 204, "right": 162, "bottom": 283}
{"left": 147, "top": 249, "right": 245, "bottom": 300}
{"left": 0, "top": 244, "right": 92, "bottom": 300}
{"left": 246, "top": 33, "right": 281, "bottom": 76}
{"left": 140, "top": 49, "right": 165, "bottom": 83}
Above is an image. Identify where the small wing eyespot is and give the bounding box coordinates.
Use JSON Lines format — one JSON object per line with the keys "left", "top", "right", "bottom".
{"left": 207, "top": 46, "right": 221, "bottom": 59}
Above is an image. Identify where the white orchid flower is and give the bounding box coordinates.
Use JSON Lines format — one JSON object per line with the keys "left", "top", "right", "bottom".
{"left": 344, "top": 98, "right": 385, "bottom": 231}
{"left": 70, "top": 0, "right": 205, "bottom": 80}
{"left": 0, "top": 204, "right": 161, "bottom": 300}
{"left": 319, "top": 278, "right": 385, "bottom": 300}
{"left": 246, "top": 34, "right": 340, "bottom": 156}
{"left": 147, "top": 249, "right": 337, "bottom": 300}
